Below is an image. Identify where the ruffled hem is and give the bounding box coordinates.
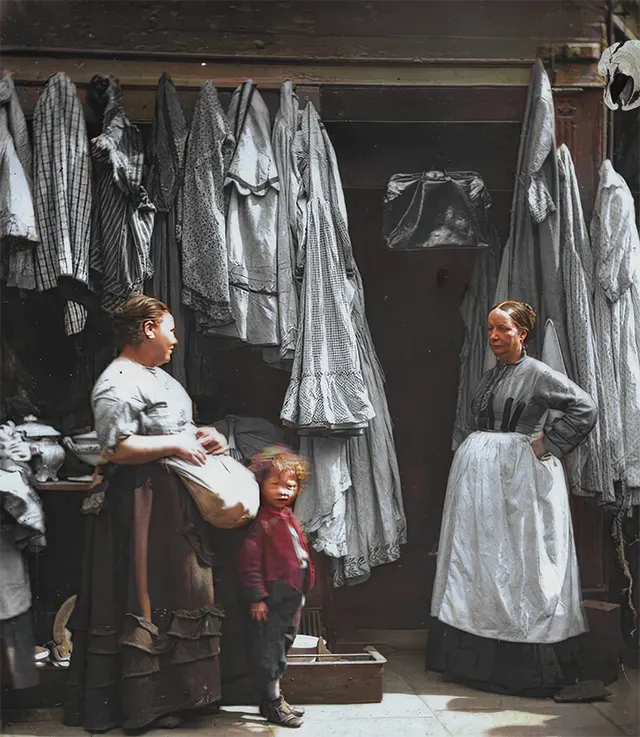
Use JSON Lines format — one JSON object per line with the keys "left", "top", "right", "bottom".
{"left": 281, "top": 372, "right": 375, "bottom": 428}
{"left": 120, "top": 606, "right": 223, "bottom": 651}
{"left": 86, "top": 606, "right": 224, "bottom": 662}
{"left": 333, "top": 532, "right": 407, "bottom": 588}
{"left": 168, "top": 605, "right": 225, "bottom": 640}
{"left": 182, "top": 285, "right": 234, "bottom": 328}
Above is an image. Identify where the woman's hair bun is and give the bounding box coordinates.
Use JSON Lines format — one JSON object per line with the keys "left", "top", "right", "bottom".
{"left": 492, "top": 300, "right": 536, "bottom": 333}
{"left": 112, "top": 294, "right": 169, "bottom": 349}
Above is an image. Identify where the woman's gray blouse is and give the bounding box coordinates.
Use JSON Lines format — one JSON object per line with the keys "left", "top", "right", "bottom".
{"left": 470, "top": 355, "right": 597, "bottom": 458}
{"left": 92, "top": 357, "right": 194, "bottom": 450}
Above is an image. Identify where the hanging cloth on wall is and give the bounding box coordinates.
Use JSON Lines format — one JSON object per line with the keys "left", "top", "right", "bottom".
{"left": 591, "top": 160, "right": 640, "bottom": 508}
{"left": 209, "top": 80, "right": 280, "bottom": 346}
{"left": 296, "top": 271, "right": 407, "bottom": 586}
{"left": 0, "top": 468, "right": 46, "bottom": 692}
{"left": 88, "top": 74, "right": 155, "bottom": 314}
{"left": 490, "top": 60, "right": 565, "bottom": 365}
{"left": 383, "top": 170, "right": 494, "bottom": 251}
{"left": 281, "top": 103, "right": 374, "bottom": 431}
{"left": 599, "top": 40, "right": 640, "bottom": 112}
{"left": 33, "top": 73, "right": 92, "bottom": 334}
{"left": 264, "top": 80, "right": 304, "bottom": 363}
{"left": 557, "top": 145, "right": 614, "bottom": 503}
{"left": 334, "top": 268, "right": 407, "bottom": 587}
{"left": 296, "top": 436, "right": 351, "bottom": 559}
{"left": 0, "top": 74, "right": 38, "bottom": 290}
{"left": 451, "top": 248, "right": 498, "bottom": 450}
{"left": 181, "top": 81, "right": 235, "bottom": 330}
{"left": 146, "top": 74, "right": 188, "bottom": 387}
{"left": 212, "top": 415, "right": 284, "bottom": 466}
{"left": 0, "top": 75, "right": 31, "bottom": 181}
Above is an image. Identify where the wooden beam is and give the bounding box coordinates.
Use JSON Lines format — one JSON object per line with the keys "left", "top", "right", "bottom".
{"left": 0, "top": 55, "right": 602, "bottom": 93}
{"left": 321, "top": 86, "right": 528, "bottom": 122}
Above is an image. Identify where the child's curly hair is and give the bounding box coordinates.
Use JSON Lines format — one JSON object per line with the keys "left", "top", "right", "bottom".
{"left": 250, "top": 445, "right": 310, "bottom": 490}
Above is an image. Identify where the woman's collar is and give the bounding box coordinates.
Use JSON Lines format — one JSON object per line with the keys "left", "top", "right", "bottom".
{"left": 498, "top": 350, "right": 527, "bottom": 367}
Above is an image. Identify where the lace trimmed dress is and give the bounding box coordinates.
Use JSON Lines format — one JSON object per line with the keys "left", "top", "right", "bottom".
{"left": 64, "top": 358, "right": 223, "bottom": 733}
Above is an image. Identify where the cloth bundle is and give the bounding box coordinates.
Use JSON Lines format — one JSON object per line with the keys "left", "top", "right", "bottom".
{"left": 163, "top": 454, "right": 259, "bottom": 529}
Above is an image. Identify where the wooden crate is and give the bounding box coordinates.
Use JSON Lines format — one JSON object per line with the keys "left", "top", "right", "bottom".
{"left": 282, "top": 645, "right": 386, "bottom": 705}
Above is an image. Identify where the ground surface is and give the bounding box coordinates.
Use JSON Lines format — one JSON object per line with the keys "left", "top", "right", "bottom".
{"left": 3, "top": 649, "right": 638, "bottom": 736}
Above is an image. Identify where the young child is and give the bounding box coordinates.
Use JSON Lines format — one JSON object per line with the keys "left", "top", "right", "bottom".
{"left": 237, "top": 446, "right": 315, "bottom": 729}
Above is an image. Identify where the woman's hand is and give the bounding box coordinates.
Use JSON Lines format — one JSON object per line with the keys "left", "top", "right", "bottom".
{"left": 172, "top": 433, "right": 207, "bottom": 466}
{"left": 530, "top": 436, "right": 547, "bottom": 460}
{"left": 250, "top": 601, "right": 269, "bottom": 621}
{"left": 196, "top": 427, "right": 229, "bottom": 456}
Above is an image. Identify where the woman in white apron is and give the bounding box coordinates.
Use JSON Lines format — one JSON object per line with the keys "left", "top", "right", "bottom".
{"left": 429, "top": 300, "right": 597, "bottom": 695}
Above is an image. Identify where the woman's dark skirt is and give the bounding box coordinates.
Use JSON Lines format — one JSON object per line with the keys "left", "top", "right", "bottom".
{"left": 64, "top": 464, "right": 223, "bottom": 733}
{"left": 425, "top": 618, "right": 581, "bottom": 697}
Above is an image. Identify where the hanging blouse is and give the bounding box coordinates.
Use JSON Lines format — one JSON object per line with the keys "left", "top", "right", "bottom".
{"left": 0, "top": 75, "right": 38, "bottom": 290}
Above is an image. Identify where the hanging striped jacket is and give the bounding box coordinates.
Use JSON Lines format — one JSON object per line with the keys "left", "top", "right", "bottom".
{"left": 33, "top": 72, "right": 92, "bottom": 334}
{"left": 88, "top": 74, "right": 155, "bottom": 314}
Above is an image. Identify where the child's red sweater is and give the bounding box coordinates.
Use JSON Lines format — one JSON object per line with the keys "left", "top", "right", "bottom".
{"left": 237, "top": 505, "right": 315, "bottom": 603}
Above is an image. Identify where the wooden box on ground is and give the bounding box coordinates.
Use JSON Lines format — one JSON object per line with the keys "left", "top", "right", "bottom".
{"left": 282, "top": 645, "right": 386, "bottom": 704}
{"left": 580, "top": 599, "right": 624, "bottom": 685}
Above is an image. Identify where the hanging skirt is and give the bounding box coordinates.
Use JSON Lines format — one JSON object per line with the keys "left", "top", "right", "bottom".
{"left": 431, "top": 431, "right": 587, "bottom": 644}
{"left": 64, "top": 464, "right": 223, "bottom": 733}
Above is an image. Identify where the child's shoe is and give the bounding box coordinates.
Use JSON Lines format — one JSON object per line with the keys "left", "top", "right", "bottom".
{"left": 260, "top": 699, "right": 305, "bottom": 718}
{"left": 262, "top": 696, "right": 303, "bottom": 728}
{"left": 285, "top": 701, "right": 305, "bottom": 717}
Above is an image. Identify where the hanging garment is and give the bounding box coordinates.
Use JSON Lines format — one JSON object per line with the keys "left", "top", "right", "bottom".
{"left": 281, "top": 103, "right": 374, "bottom": 430}
{"left": 383, "top": 170, "right": 494, "bottom": 251}
{"left": 591, "top": 160, "right": 640, "bottom": 507}
{"left": 431, "top": 356, "right": 595, "bottom": 643}
{"left": 181, "top": 81, "right": 234, "bottom": 329}
{"left": 296, "top": 436, "right": 350, "bottom": 559}
{"left": 452, "top": 248, "right": 498, "bottom": 450}
{"left": 0, "top": 75, "right": 38, "bottom": 290}
{"left": 541, "top": 319, "right": 585, "bottom": 499}
{"left": 146, "top": 74, "right": 188, "bottom": 387}
{"left": 557, "top": 145, "right": 613, "bottom": 502}
{"left": 0, "top": 469, "right": 46, "bottom": 539}
{"left": 33, "top": 73, "right": 92, "bottom": 333}
{"left": 212, "top": 415, "right": 284, "bottom": 465}
{"left": 492, "top": 60, "right": 564, "bottom": 364}
{"left": 541, "top": 319, "right": 567, "bottom": 374}
{"left": 0, "top": 75, "right": 31, "bottom": 180}
{"left": 0, "top": 469, "right": 45, "bottom": 691}
{"left": 334, "top": 269, "right": 407, "bottom": 586}
{"left": 599, "top": 40, "right": 640, "bottom": 111}
{"left": 210, "top": 81, "right": 279, "bottom": 346}
{"left": 264, "top": 80, "right": 303, "bottom": 362}
{"left": 88, "top": 74, "right": 155, "bottom": 314}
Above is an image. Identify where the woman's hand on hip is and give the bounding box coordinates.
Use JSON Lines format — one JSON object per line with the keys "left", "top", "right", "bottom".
{"left": 530, "top": 436, "right": 547, "bottom": 459}
{"left": 196, "top": 427, "right": 229, "bottom": 456}
{"left": 172, "top": 434, "right": 207, "bottom": 466}
{"left": 250, "top": 601, "right": 269, "bottom": 621}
